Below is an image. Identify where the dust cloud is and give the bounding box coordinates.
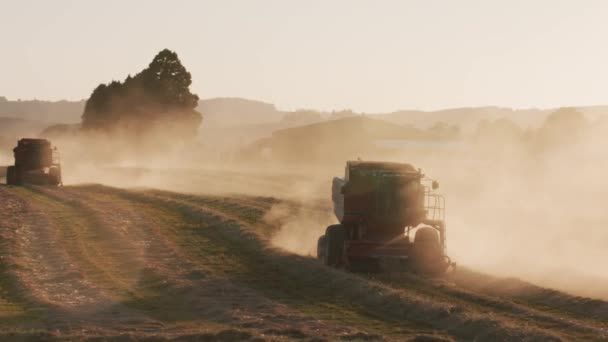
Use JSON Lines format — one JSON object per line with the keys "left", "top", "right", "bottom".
{"left": 403, "top": 109, "right": 608, "bottom": 299}
{"left": 32, "top": 107, "right": 608, "bottom": 300}
{"left": 263, "top": 201, "right": 336, "bottom": 256}
{"left": 250, "top": 108, "right": 608, "bottom": 300}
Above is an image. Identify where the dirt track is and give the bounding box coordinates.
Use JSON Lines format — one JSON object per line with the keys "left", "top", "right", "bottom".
{"left": 0, "top": 184, "right": 607, "bottom": 341}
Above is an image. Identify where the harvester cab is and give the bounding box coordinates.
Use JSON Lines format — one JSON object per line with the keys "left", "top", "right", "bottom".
{"left": 6, "top": 138, "right": 62, "bottom": 186}
{"left": 318, "top": 160, "right": 453, "bottom": 273}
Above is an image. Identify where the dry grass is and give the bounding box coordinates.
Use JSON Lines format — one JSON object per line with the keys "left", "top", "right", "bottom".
{"left": 0, "top": 184, "right": 607, "bottom": 340}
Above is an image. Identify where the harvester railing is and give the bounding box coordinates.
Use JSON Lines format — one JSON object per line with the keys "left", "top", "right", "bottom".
{"left": 424, "top": 190, "right": 445, "bottom": 221}
{"left": 52, "top": 148, "right": 61, "bottom": 166}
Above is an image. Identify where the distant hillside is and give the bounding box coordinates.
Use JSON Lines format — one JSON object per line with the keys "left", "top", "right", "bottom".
{"left": 239, "top": 115, "right": 457, "bottom": 163}
{"left": 378, "top": 107, "right": 550, "bottom": 131}
{"left": 378, "top": 106, "right": 608, "bottom": 132}
{"left": 0, "top": 97, "right": 85, "bottom": 123}
{"left": 198, "top": 97, "right": 285, "bottom": 126}
{"left": 0, "top": 117, "right": 57, "bottom": 140}
{"left": 199, "top": 109, "right": 326, "bottom": 147}
{"left": 0, "top": 96, "right": 287, "bottom": 127}
{"left": 2, "top": 95, "right": 607, "bottom": 147}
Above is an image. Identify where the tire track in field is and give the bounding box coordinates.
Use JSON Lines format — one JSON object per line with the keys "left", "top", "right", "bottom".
{"left": 8, "top": 187, "right": 150, "bottom": 328}
{"left": 157, "top": 190, "right": 608, "bottom": 339}
{"left": 2, "top": 187, "right": 107, "bottom": 308}
{"left": 8, "top": 183, "right": 607, "bottom": 340}
{"left": 450, "top": 268, "right": 608, "bottom": 323}
{"left": 144, "top": 189, "right": 278, "bottom": 235}
{"left": 182, "top": 194, "right": 607, "bottom": 340}
{"left": 0, "top": 187, "right": 45, "bottom": 323}
{"left": 146, "top": 189, "right": 276, "bottom": 216}
{"left": 58, "top": 186, "right": 277, "bottom": 324}
{"left": 77, "top": 184, "right": 397, "bottom": 341}
{"left": 154, "top": 189, "right": 608, "bottom": 337}
{"left": 7, "top": 185, "right": 287, "bottom": 339}
{"left": 26, "top": 187, "right": 143, "bottom": 293}
{"left": 183, "top": 187, "right": 608, "bottom": 338}
{"left": 0, "top": 186, "right": 141, "bottom": 330}
{"left": 374, "top": 272, "right": 607, "bottom": 340}
{"left": 117, "top": 188, "right": 577, "bottom": 341}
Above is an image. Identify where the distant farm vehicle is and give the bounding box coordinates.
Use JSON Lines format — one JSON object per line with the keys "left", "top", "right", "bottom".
{"left": 317, "top": 160, "right": 453, "bottom": 273}
{"left": 6, "top": 138, "right": 62, "bottom": 186}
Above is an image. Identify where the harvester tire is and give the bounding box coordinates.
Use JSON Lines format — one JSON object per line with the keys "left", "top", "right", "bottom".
{"left": 325, "top": 224, "right": 345, "bottom": 267}
{"left": 411, "top": 227, "right": 445, "bottom": 274}
{"left": 317, "top": 235, "right": 327, "bottom": 261}
{"left": 6, "top": 166, "right": 18, "bottom": 186}
{"left": 415, "top": 227, "right": 440, "bottom": 244}
{"left": 49, "top": 167, "right": 62, "bottom": 186}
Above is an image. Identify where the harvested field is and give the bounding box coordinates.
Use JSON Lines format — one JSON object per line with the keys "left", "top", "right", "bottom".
{"left": 1, "top": 184, "right": 607, "bottom": 340}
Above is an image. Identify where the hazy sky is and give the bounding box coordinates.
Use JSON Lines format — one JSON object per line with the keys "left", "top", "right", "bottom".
{"left": 1, "top": 0, "right": 608, "bottom": 112}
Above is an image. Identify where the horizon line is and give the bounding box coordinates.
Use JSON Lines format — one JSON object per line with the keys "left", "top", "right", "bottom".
{"left": 2, "top": 95, "right": 607, "bottom": 114}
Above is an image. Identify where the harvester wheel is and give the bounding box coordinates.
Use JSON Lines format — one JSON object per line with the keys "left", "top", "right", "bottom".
{"left": 411, "top": 227, "right": 446, "bottom": 274}
{"left": 6, "top": 166, "right": 19, "bottom": 186}
{"left": 415, "top": 227, "right": 440, "bottom": 244}
{"left": 49, "top": 167, "right": 62, "bottom": 186}
{"left": 325, "top": 224, "right": 346, "bottom": 267}
{"left": 317, "top": 235, "right": 327, "bottom": 262}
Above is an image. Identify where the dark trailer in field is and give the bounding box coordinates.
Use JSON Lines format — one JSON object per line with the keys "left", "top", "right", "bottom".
{"left": 6, "top": 138, "right": 62, "bottom": 186}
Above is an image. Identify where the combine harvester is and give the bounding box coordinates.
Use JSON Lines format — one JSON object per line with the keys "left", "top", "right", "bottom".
{"left": 6, "top": 138, "right": 62, "bottom": 186}
{"left": 317, "top": 160, "right": 454, "bottom": 273}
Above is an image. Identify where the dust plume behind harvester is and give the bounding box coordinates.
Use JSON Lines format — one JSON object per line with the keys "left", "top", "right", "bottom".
{"left": 6, "top": 138, "right": 62, "bottom": 186}
{"left": 317, "top": 160, "right": 453, "bottom": 273}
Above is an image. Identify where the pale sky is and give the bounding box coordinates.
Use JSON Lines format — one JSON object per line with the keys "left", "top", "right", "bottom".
{"left": 1, "top": 0, "right": 608, "bottom": 112}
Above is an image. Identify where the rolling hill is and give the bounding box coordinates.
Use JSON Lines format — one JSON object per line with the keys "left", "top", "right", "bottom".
{"left": 240, "top": 115, "right": 458, "bottom": 163}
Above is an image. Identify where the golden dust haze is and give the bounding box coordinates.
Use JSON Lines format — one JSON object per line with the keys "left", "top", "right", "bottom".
{"left": 2, "top": 0, "right": 608, "bottom": 302}
{"left": 38, "top": 106, "right": 608, "bottom": 300}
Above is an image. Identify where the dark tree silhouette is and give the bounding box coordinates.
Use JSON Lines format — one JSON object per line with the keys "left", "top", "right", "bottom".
{"left": 82, "top": 49, "right": 202, "bottom": 138}
{"left": 141, "top": 49, "right": 199, "bottom": 108}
